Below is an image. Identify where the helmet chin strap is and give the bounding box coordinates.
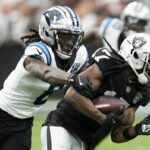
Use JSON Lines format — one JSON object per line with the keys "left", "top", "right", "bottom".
{"left": 138, "top": 74, "right": 148, "bottom": 84}
{"left": 128, "top": 58, "right": 148, "bottom": 84}
{"left": 56, "top": 44, "right": 71, "bottom": 60}
{"left": 55, "top": 31, "right": 71, "bottom": 60}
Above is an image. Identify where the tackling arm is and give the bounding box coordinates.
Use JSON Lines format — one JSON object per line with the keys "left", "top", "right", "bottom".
{"left": 24, "top": 57, "right": 71, "bottom": 85}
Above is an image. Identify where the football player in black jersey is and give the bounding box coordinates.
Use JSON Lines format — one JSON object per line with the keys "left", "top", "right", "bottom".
{"left": 41, "top": 33, "right": 150, "bottom": 150}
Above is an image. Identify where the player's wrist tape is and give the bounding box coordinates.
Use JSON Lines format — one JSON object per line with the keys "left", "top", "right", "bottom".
{"left": 67, "top": 73, "right": 77, "bottom": 84}
{"left": 122, "top": 127, "right": 137, "bottom": 140}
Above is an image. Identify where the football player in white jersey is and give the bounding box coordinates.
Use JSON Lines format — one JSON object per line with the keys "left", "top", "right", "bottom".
{"left": 0, "top": 6, "right": 89, "bottom": 150}
{"left": 99, "top": 1, "right": 150, "bottom": 51}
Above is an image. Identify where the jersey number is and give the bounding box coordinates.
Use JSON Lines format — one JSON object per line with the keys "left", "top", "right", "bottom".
{"left": 33, "top": 86, "right": 62, "bottom": 105}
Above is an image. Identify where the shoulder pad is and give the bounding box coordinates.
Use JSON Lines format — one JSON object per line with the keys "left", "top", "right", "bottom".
{"left": 99, "top": 17, "right": 123, "bottom": 37}
{"left": 92, "top": 47, "right": 112, "bottom": 62}
{"left": 25, "top": 42, "right": 52, "bottom": 65}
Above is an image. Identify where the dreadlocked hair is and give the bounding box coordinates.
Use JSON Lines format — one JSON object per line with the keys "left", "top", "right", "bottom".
{"left": 21, "top": 29, "right": 41, "bottom": 46}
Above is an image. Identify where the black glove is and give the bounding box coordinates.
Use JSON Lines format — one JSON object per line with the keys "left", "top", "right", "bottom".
{"left": 87, "top": 107, "right": 124, "bottom": 150}
{"left": 106, "top": 106, "right": 125, "bottom": 124}
{"left": 135, "top": 114, "right": 150, "bottom": 135}
{"left": 67, "top": 74, "right": 94, "bottom": 99}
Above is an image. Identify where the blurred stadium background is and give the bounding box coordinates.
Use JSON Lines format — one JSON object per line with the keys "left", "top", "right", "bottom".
{"left": 0, "top": 0, "right": 150, "bottom": 150}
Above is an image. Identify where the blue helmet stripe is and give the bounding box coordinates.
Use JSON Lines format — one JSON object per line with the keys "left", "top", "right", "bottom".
{"left": 56, "top": 6, "right": 76, "bottom": 27}
{"left": 102, "top": 17, "right": 113, "bottom": 37}
{"left": 64, "top": 6, "right": 76, "bottom": 27}
{"left": 28, "top": 42, "right": 51, "bottom": 65}
{"left": 66, "top": 7, "right": 80, "bottom": 27}
{"left": 55, "top": 6, "right": 68, "bottom": 18}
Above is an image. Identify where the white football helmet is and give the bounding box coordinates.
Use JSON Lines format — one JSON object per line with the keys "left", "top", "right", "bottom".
{"left": 119, "top": 33, "right": 150, "bottom": 84}
{"left": 39, "top": 6, "right": 83, "bottom": 59}
{"left": 121, "top": 1, "right": 150, "bottom": 36}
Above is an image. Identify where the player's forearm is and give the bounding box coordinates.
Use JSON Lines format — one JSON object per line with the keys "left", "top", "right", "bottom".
{"left": 111, "top": 126, "right": 137, "bottom": 143}
{"left": 64, "top": 86, "right": 107, "bottom": 125}
{"left": 42, "top": 66, "right": 71, "bottom": 85}
{"left": 24, "top": 57, "right": 71, "bottom": 85}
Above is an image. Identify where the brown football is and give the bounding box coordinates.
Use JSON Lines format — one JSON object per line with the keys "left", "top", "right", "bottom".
{"left": 93, "top": 96, "right": 125, "bottom": 114}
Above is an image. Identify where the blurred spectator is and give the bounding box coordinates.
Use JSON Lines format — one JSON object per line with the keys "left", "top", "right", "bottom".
{"left": 0, "top": 0, "right": 15, "bottom": 45}
{"left": 99, "top": 0, "right": 130, "bottom": 18}
{"left": 0, "top": 0, "right": 49, "bottom": 43}
{"left": 51, "top": 0, "right": 80, "bottom": 8}
{"left": 10, "top": 0, "right": 42, "bottom": 41}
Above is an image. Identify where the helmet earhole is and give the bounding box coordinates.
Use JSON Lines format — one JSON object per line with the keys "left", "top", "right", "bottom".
{"left": 45, "top": 31, "right": 49, "bottom": 36}
{"left": 134, "top": 52, "right": 139, "bottom": 59}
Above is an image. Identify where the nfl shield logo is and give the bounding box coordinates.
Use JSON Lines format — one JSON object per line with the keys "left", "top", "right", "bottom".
{"left": 70, "top": 63, "right": 80, "bottom": 73}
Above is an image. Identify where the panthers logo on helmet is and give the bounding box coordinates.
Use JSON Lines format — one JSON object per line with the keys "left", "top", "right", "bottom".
{"left": 39, "top": 6, "right": 83, "bottom": 60}
{"left": 43, "top": 10, "right": 63, "bottom": 26}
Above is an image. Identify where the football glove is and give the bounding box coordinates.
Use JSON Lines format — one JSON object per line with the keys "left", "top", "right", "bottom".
{"left": 67, "top": 74, "right": 94, "bottom": 99}
{"left": 106, "top": 106, "right": 125, "bottom": 124}
{"left": 135, "top": 114, "right": 150, "bottom": 135}
{"left": 88, "top": 107, "right": 125, "bottom": 150}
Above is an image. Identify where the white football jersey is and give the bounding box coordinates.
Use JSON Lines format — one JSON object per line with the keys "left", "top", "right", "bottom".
{"left": 99, "top": 17, "right": 124, "bottom": 51}
{"left": 0, "top": 42, "right": 88, "bottom": 119}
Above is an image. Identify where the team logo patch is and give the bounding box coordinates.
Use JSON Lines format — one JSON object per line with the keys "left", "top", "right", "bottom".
{"left": 70, "top": 63, "right": 80, "bottom": 73}
{"left": 132, "top": 36, "right": 146, "bottom": 49}
{"left": 133, "top": 92, "right": 143, "bottom": 104}
{"left": 125, "top": 86, "right": 131, "bottom": 93}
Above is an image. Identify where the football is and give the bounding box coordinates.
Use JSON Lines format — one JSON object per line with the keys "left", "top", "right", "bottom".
{"left": 93, "top": 95, "right": 125, "bottom": 114}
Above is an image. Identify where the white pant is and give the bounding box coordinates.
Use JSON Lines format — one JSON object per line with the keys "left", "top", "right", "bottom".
{"left": 41, "top": 125, "right": 86, "bottom": 150}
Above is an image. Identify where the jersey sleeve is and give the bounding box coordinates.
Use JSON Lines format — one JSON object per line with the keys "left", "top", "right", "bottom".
{"left": 24, "top": 42, "right": 51, "bottom": 65}
{"left": 99, "top": 17, "right": 113, "bottom": 37}
{"left": 91, "top": 48, "right": 113, "bottom": 74}
{"left": 99, "top": 17, "right": 123, "bottom": 37}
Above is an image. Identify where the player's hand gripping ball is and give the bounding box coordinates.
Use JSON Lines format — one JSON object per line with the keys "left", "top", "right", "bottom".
{"left": 93, "top": 96, "right": 125, "bottom": 114}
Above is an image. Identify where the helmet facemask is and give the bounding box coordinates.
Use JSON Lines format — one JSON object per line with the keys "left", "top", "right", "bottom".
{"left": 123, "top": 16, "right": 148, "bottom": 35}
{"left": 128, "top": 48, "right": 150, "bottom": 84}
{"left": 119, "top": 33, "right": 150, "bottom": 84}
{"left": 54, "top": 30, "right": 84, "bottom": 59}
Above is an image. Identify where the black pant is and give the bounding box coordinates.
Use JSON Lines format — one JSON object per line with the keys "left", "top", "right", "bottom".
{"left": 0, "top": 108, "right": 33, "bottom": 150}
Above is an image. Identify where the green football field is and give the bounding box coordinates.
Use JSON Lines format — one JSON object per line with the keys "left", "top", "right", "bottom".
{"left": 31, "top": 116, "right": 150, "bottom": 150}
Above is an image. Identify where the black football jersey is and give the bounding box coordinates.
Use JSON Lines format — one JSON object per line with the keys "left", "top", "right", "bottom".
{"left": 44, "top": 48, "right": 150, "bottom": 147}
{"left": 92, "top": 48, "right": 150, "bottom": 107}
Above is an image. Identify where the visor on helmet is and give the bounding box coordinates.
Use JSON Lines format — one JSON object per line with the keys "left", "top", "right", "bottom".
{"left": 124, "top": 16, "right": 148, "bottom": 32}
{"left": 55, "top": 30, "right": 83, "bottom": 59}
{"left": 57, "top": 31, "right": 82, "bottom": 46}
